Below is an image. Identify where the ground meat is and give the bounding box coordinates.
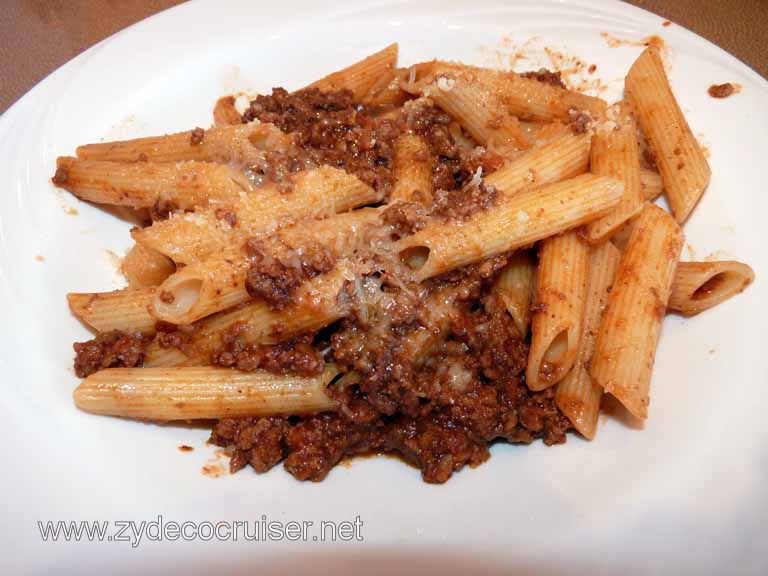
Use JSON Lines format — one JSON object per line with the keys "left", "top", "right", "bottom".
{"left": 462, "top": 146, "right": 505, "bottom": 177}
{"left": 708, "top": 83, "right": 735, "bottom": 98}
{"left": 451, "top": 299, "right": 527, "bottom": 382}
{"left": 402, "top": 102, "right": 464, "bottom": 192}
{"left": 197, "top": 94, "right": 577, "bottom": 485}
{"left": 244, "top": 238, "right": 334, "bottom": 309}
{"left": 283, "top": 413, "right": 383, "bottom": 481}
{"left": 73, "top": 331, "right": 148, "bottom": 378}
{"left": 402, "top": 102, "right": 507, "bottom": 198}
{"left": 242, "top": 86, "right": 501, "bottom": 201}
{"left": 520, "top": 68, "right": 567, "bottom": 89}
{"left": 156, "top": 323, "right": 196, "bottom": 356}
{"left": 52, "top": 167, "right": 68, "bottom": 185}
{"left": 515, "top": 386, "right": 572, "bottom": 446}
{"left": 331, "top": 277, "right": 430, "bottom": 417}
{"left": 159, "top": 290, "right": 175, "bottom": 304}
{"left": 381, "top": 201, "right": 427, "bottom": 238}
{"left": 387, "top": 415, "right": 490, "bottom": 483}
{"left": 211, "top": 327, "right": 323, "bottom": 376}
{"left": 190, "top": 127, "right": 205, "bottom": 145}
{"left": 214, "top": 208, "right": 237, "bottom": 227}
{"left": 427, "top": 253, "right": 510, "bottom": 297}
{"left": 210, "top": 417, "right": 290, "bottom": 473}
{"left": 642, "top": 145, "right": 658, "bottom": 170}
{"left": 404, "top": 103, "right": 459, "bottom": 159}
{"left": 212, "top": 293, "right": 570, "bottom": 483}
{"left": 254, "top": 149, "right": 312, "bottom": 185}
{"left": 568, "top": 107, "right": 592, "bottom": 134}
{"left": 243, "top": 87, "right": 401, "bottom": 194}
{"left": 431, "top": 182, "right": 498, "bottom": 221}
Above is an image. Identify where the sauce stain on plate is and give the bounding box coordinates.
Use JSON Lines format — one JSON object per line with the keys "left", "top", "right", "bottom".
{"left": 601, "top": 32, "right": 665, "bottom": 50}
{"left": 600, "top": 33, "right": 670, "bottom": 72}
{"left": 103, "top": 114, "right": 149, "bottom": 141}
{"left": 201, "top": 464, "right": 227, "bottom": 478}
{"left": 201, "top": 447, "right": 231, "bottom": 478}
{"left": 218, "top": 64, "right": 255, "bottom": 97}
{"left": 477, "top": 35, "right": 607, "bottom": 95}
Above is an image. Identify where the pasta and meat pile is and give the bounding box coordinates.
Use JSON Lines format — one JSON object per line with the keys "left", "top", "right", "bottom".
{"left": 54, "top": 44, "right": 754, "bottom": 483}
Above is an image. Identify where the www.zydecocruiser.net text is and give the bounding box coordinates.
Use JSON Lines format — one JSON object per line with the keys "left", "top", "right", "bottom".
{"left": 38, "top": 516, "right": 364, "bottom": 547}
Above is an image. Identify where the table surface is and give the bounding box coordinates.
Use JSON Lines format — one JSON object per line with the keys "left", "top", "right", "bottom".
{"left": 1, "top": 0, "right": 766, "bottom": 112}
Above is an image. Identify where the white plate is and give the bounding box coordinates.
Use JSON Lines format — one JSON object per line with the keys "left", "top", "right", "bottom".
{"left": 1, "top": 0, "right": 766, "bottom": 573}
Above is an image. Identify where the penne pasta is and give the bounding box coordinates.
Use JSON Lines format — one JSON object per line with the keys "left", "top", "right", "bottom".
{"left": 527, "top": 232, "right": 589, "bottom": 390}
{"left": 396, "top": 173, "right": 624, "bottom": 280}
{"left": 626, "top": 47, "right": 711, "bottom": 223}
{"left": 609, "top": 216, "right": 636, "bottom": 252}
{"left": 361, "top": 68, "right": 411, "bottom": 108}
{"left": 67, "top": 288, "right": 156, "bottom": 334}
{"left": 73, "top": 365, "right": 339, "bottom": 421}
{"left": 519, "top": 120, "right": 570, "bottom": 146}
{"left": 584, "top": 101, "right": 644, "bottom": 243}
{"left": 591, "top": 204, "right": 684, "bottom": 419}
{"left": 484, "top": 132, "right": 591, "bottom": 194}
{"left": 145, "top": 263, "right": 354, "bottom": 367}
{"left": 53, "top": 157, "right": 250, "bottom": 210}
{"left": 640, "top": 168, "right": 664, "bottom": 201}
{"left": 213, "top": 95, "right": 244, "bottom": 127}
{"left": 132, "top": 167, "right": 382, "bottom": 264}
{"left": 390, "top": 134, "right": 434, "bottom": 205}
{"left": 556, "top": 241, "right": 621, "bottom": 439}
{"left": 56, "top": 45, "right": 757, "bottom": 483}
{"left": 306, "top": 43, "right": 398, "bottom": 101}
{"left": 150, "top": 210, "right": 379, "bottom": 324}
{"left": 668, "top": 260, "right": 754, "bottom": 316}
{"left": 494, "top": 69, "right": 608, "bottom": 123}
{"left": 407, "top": 62, "right": 607, "bottom": 122}
{"left": 415, "top": 67, "right": 530, "bottom": 153}
{"left": 122, "top": 244, "right": 176, "bottom": 288}
{"left": 493, "top": 250, "right": 536, "bottom": 338}
{"left": 75, "top": 122, "right": 293, "bottom": 164}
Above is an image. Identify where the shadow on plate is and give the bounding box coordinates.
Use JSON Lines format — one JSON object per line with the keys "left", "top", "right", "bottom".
{"left": 213, "top": 548, "right": 607, "bottom": 576}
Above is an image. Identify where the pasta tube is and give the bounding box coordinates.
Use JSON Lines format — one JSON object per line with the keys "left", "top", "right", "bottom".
{"left": 144, "top": 263, "right": 354, "bottom": 366}
{"left": 75, "top": 122, "right": 293, "bottom": 164}
{"left": 390, "top": 134, "right": 434, "bottom": 205}
{"left": 306, "top": 43, "right": 398, "bottom": 101}
{"left": 556, "top": 241, "right": 621, "bottom": 438}
{"left": 132, "top": 167, "right": 381, "bottom": 264}
{"left": 484, "top": 132, "right": 591, "bottom": 194}
{"left": 396, "top": 174, "right": 624, "bottom": 280}
{"left": 53, "top": 157, "right": 250, "bottom": 210}
{"left": 668, "top": 261, "right": 754, "bottom": 316}
{"left": 67, "top": 288, "right": 156, "bottom": 334}
{"left": 527, "top": 232, "right": 589, "bottom": 390}
{"left": 122, "top": 244, "right": 176, "bottom": 288}
{"left": 417, "top": 68, "right": 530, "bottom": 153}
{"left": 626, "top": 48, "right": 711, "bottom": 222}
{"left": 150, "top": 210, "right": 379, "bottom": 324}
{"left": 493, "top": 251, "right": 536, "bottom": 338}
{"left": 590, "top": 204, "right": 684, "bottom": 419}
{"left": 584, "top": 102, "right": 644, "bottom": 243}
{"left": 74, "top": 365, "right": 338, "bottom": 420}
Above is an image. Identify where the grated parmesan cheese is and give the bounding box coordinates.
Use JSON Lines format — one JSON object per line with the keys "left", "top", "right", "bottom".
{"left": 436, "top": 75, "right": 456, "bottom": 91}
